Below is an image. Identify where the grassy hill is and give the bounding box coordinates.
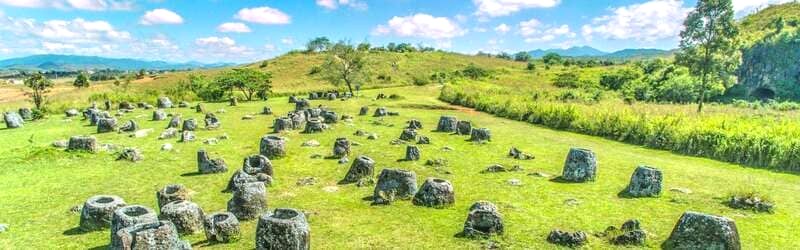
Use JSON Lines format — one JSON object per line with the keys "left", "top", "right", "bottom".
{"left": 738, "top": 2, "right": 800, "bottom": 45}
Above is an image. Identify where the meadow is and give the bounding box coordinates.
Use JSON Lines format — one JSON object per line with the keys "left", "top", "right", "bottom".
{"left": 0, "top": 85, "right": 798, "bottom": 249}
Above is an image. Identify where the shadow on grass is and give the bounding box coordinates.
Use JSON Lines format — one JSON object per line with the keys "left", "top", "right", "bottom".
{"left": 180, "top": 172, "right": 205, "bottom": 177}
{"left": 62, "top": 227, "right": 90, "bottom": 236}
{"left": 548, "top": 176, "right": 593, "bottom": 184}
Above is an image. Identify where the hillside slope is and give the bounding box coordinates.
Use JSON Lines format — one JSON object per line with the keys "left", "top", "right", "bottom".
{"left": 738, "top": 2, "right": 800, "bottom": 44}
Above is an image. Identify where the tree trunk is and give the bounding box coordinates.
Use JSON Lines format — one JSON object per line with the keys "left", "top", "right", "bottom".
{"left": 345, "top": 80, "right": 354, "bottom": 96}
{"left": 697, "top": 71, "right": 707, "bottom": 113}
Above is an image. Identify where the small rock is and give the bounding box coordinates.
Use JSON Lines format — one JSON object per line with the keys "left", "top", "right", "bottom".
{"left": 564, "top": 198, "right": 581, "bottom": 206}
{"left": 130, "top": 129, "right": 153, "bottom": 138}
{"left": 203, "top": 138, "right": 219, "bottom": 145}
{"left": 507, "top": 179, "right": 522, "bottom": 186}
{"left": 242, "top": 115, "right": 255, "bottom": 120}
{"left": 670, "top": 187, "right": 692, "bottom": 194}
{"left": 301, "top": 140, "right": 320, "bottom": 147}
{"left": 161, "top": 143, "right": 173, "bottom": 151}
{"left": 296, "top": 177, "right": 317, "bottom": 186}
{"left": 442, "top": 146, "right": 454, "bottom": 152}
{"left": 0, "top": 224, "right": 8, "bottom": 233}
{"left": 481, "top": 164, "right": 507, "bottom": 173}
{"left": 52, "top": 140, "right": 68, "bottom": 148}
{"left": 322, "top": 186, "right": 339, "bottom": 193}
{"left": 547, "top": 230, "right": 588, "bottom": 247}
{"left": 367, "top": 133, "right": 378, "bottom": 140}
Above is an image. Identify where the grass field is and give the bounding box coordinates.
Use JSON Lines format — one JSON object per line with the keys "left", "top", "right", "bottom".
{"left": 0, "top": 85, "right": 798, "bottom": 249}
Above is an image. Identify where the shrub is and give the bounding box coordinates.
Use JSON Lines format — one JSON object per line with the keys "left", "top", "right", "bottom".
{"left": 460, "top": 64, "right": 490, "bottom": 80}
{"left": 412, "top": 75, "right": 430, "bottom": 86}
{"left": 600, "top": 68, "right": 641, "bottom": 90}
{"left": 553, "top": 72, "right": 580, "bottom": 88}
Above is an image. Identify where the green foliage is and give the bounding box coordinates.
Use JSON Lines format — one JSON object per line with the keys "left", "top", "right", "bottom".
{"left": 185, "top": 74, "right": 226, "bottom": 102}
{"left": 459, "top": 64, "right": 490, "bottom": 80}
{"left": 320, "top": 41, "right": 369, "bottom": 95}
{"left": 306, "top": 36, "right": 331, "bottom": 53}
{"left": 412, "top": 75, "right": 430, "bottom": 86}
{"left": 215, "top": 68, "right": 272, "bottom": 101}
{"left": 526, "top": 61, "right": 536, "bottom": 71}
{"left": 542, "top": 53, "right": 562, "bottom": 65}
{"left": 24, "top": 72, "right": 54, "bottom": 110}
{"left": 599, "top": 67, "right": 641, "bottom": 90}
{"left": 552, "top": 71, "right": 580, "bottom": 88}
{"left": 73, "top": 72, "right": 90, "bottom": 88}
{"left": 259, "top": 61, "right": 269, "bottom": 68}
{"left": 430, "top": 72, "right": 448, "bottom": 84}
{"left": 513, "top": 52, "right": 531, "bottom": 62}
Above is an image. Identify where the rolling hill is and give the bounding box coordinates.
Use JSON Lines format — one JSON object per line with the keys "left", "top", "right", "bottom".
{"left": 0, "top": 54, "right": 234, "bottom": 71}
{"left": 528, "top": 46, "right": 672, "bottom": 60}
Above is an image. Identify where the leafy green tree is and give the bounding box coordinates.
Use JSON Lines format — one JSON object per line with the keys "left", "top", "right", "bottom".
{"left": 542, "top": 53, "right": 563, "bottom": 66}
{"left": 599, "top": 67, "right": 642, "bottom": 90}
{"left": 24, "top": 72, "right": 54, "bottom": 110}
{"left": 496, "top": 52, "right": 512, "bottom": 60}
{"left": 215, "top": 68, "right": 273, "bottom": 101}
{"left": 676, "top": 0, "right": 739, "bottom": 112}
{"left": 306, "top": 37, "right": 331, "bottom": 53}
{"left": 357, "top": 42, "right": 371, "bottom": 52}
{"left": 526, "top": 61, "right": 536, "bottom": 71}
{"left": 514, "top": 52, "right": 531, "bottom": 62}
{"left": 73, "top": 71, "right": 90, "bottom": 88}
{"left": 259, "top": 60, "right": 269, "bottom": 68}
{"left": 552, "top": 71, "right": 580, "bottom": 88}
{"left": 430, "top": 72, "right": 449, "bottom": 84}
{"left": 460, "top": 64, "right": 490, "bottom": 80}
{"left": 321, "top": 41, "right": 369, "bottom": 96}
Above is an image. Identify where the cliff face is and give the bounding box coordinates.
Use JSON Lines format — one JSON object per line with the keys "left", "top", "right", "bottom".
{"left": 738, "top": 31, "right": 800, "bottom": 100}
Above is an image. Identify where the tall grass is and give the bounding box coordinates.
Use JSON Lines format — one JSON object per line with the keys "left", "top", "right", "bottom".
{"left": 440, "top": 82, "right": 800, "bottom": 172}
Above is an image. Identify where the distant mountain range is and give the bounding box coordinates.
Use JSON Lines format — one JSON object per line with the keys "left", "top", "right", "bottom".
{"left": 0, "top": 54, "right": 234, "bottom": 71}
{"left": 528, "top": 46, "right": 673, "bottom": 60}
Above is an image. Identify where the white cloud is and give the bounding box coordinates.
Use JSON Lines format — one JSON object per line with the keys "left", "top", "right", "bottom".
{"left": 581, "top": 0, "right": 690, "bottom": 42}
{"left": 517, "top": 18, "right": 575, "bottom": 43}
{"left": 235, "top": 6, "right": 291, "bottom": 25}
{"left": 281, "top": 37, "right": 294, "bottom": 45}
{"left": 140, "top": 8, "right": 183, "bottom": 25}
{"left": 372, "top": 13, "right": 466, "bottom": 40}
{"left": 473, "top": 0, "right": 560, "bottom": 17}
{"left": 0, "top": 0, "right": 133, "bottom": 11}
{"left": 316, "top": 0, "right": 367, "bottom": 10}
{"left": 196, "top": 36, "right": 236, "bottom": 47}
{"left": 474, "top": 27, "right": 488, "bottom": 33}
{"left": 217, "top": 22, "right": 251, "bottom": 33}
{"left": 732, "top": 0, "right": 794, "bottom": 17}
{"left": 194, "top": 36, "right": 256, "bottom": 61}
{"left": 494, "top": 23, "right": 510, "bottom": 34}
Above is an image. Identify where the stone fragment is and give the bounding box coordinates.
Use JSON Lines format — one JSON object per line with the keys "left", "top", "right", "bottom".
{"left": 159, "top": 128, "right": 179, "bottom": 140}
{"left": 167, "top": 115, "right": 182, "bottom": 129}
{"left": 407, "top": 119, "right": 423, "bottom": 130}
{"left": 417, "top": 136, "right": 431, "bottom": 144}
{"left": 262, "top": 107, "right": 273, "bottom": 115}
{"left": 205, "top": 113, "right": 221, "bottom": 129}
{"left": 359, "top": 106, "right": 369, "bottom": 116}
{"left": 399, "top": 128, "right": 417, "bottom": 141}
{"left": 508, "top": 147, "right": 534, "bottom": 160}
{"left": 197, "top": 149, "right": 228, "bottom": 174}
{"left": 18, "top": 108, "right": 32, "bottom": 120}
{"left": 117, "top": 148, "right": 143, "bottom": 162}
{"left": 180, "top": 131, "right": 196, "bottom": 142}
{"left": 97, "top": 118, "right": 117, "bottom": 133}
{"left": 332, "top": 138, "right": 351, "bottom": 158}
{"left": 159, "top": 200, "right": 205, "bottom": 235}
{"left": 118, "top": 120, "right": 138, "bottom": 132}
{"left": 373, "top": 107, "right": 388, "bottom": 117}
{"left": 547, "top": 230, "right": 588, "bottom": 247}
{"left": 113, "top": 220, "right": 191, "bottom": 250}
{"left": 405, "top": 145, "right": 421, "bottom": 161}
{"left": 462, "top": 201, "right": 503, "bottom": 237}
{"left": 65, "top": 109, "right": 80, "bottom": 117}
{"left": 157, "top": 97, "right": 173, "bottom": 109}
{"left": 182, "top": 118, "right": 198, "bottom": 131}
{"left": 341, "top": 155, "right": 375, "bottom": 184}
{"left": 153, "top": 109, "right": 167, "bottom": 121}
{"left": 295, "top": 99, "right": 310, "bottom": 111}
{"left": 301, "top": 140, "right": 320, "bottom": 147}
{"left": 469, "top": 128, "right": 491, "bottom": 142}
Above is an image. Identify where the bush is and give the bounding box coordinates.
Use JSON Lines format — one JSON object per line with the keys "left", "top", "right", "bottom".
{"left": 600, "top": 68, "right": 641, "bottom": 90}
{"left": 460, "top": 64, "right": 490, "bottom": 80}
{"left": 552, "top": 72, "right": 580, "bottom": 88}
{"left": 412, "top": 75, "right": 430, "bottom": 86}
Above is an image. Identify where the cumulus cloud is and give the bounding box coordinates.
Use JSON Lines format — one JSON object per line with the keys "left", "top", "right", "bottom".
{"left": 494, "top": 23, "right": 510, "bottom": 34}
{"left": 0, "top": 17, "right": 132, "bottom": 44}
{"left": 732, "top": 0, "right": 794, "bottom": 17}
{"left": 217, "top": 22, "right": 251, "bottom": 33}
{"left": 517, "top": 18, "right": 574, "bottom": 43}
{"left": 194, "top": 36, "right": 256, "bottom": 61}
{"left": 0, "top": 0, "right": 133, "bottom": 11}
{"left": 372, "top": 13, "right": 466, "bottom": 40}
{"left": 473, "top": 0, "right": 560, "bottom": 17}
{"left": 235, "top": 6, "right": 291, "bottom": 25}
{"left": 140, "top": 8, "right": 183, "bottom": 25}
{"left": 581, "top": 0, "right": 690, "bottom": 42}
{"left": 316, "top": 0, "right": 367, "bottom": 10}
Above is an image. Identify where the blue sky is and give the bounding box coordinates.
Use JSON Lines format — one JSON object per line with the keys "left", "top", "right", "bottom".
{"left": 0, "top": 0, "right": 791, "bottom": 63}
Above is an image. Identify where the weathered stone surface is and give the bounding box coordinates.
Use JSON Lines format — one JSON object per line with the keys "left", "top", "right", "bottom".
{"left": 256, "top": 208, "right": 310, "bottom": 250}
{"left": 157, "top": 184, "right": 191, "bottom": 209}
{"left": 67, "top": 136, "right": 98, "bottom": 152}
{"left": 79, "top": 195, "right": 127, "bottom": 231}
{"left": 373, "top": 168, "right": 417, "bottom": 205}
{"left": 118, "top": 102, "right": 135, "bottom": 110}
{"left": 178, "top": 101, "right": 190, "bottom": 108}
{"left": 52, "top": 140, "right": 68, "bottom": 148}
{"left": 226, "top": 170, "right": 273, "bottom": 193}
{"left": 113, "top": 220, "right": 190, "bottom": 250}
{"left": 288, "top": 96, "right": 298, "bottom": 103}
{"left": 118, "top": 120, "right": 138, "bottom": 132}
{"left": 417, "top": 136, "right": 431, "bottom": 144}
{"left": 182, "top": 118, "right": 198, "bottom": 131}
{"left": 195, "top": 104, "right": 205, "bottom": 113}
{"left": 180, "top": 131, "right": 196, "bottom": 142}
{"left": 110, "top": 205, "right": 159, "bottom": 248}
{"left": 373, "top": 107, "right": 388, "bottom": 117}
{"left": 547, "top": 230, "right": 588, "bottom": 247}
{"left": 321, "top": 111, "right": 338, "bottom": 124}
{"left": 262, "top": 107, "right": 273, "bottom": 115}
{"left": 332, "top": 138, "right": 351, "bottom": 158}
{"left": 301, "top": 140, "right": 320, "bottom": 147}
{"left": 728, "top": 194, "right": 775, "bottom": 213}
{"left": 165, "top": 114, "right": 181, "bottom": 129}
{"left": 609, "top": 219, "right": 647, "bottom": 246}
{"left": 561, "top": 148, "right": 597, "bottom": 182}
{"left": 341, "top": 155, "right": 375, "bottom": 184}
{"left": 437, "top": 116, "right": 458, "bottom": 132}
{"left": 508, "top": 147, "right": 534, "bottom": 160}
{"left": 198, "top": 149, "right": 228, "bottom": 174}
{"left": 295, "top": 99, "right": 310, "bottom": 111}
{"left": 289, "top": 111, "right": 306, "bottom": 128}
{"left": 97, "top": 118, "right": 117, "bottom": 133}
{"left": 229, "top": 97, "right": 238, "bottom": 106}
{"left": 405, "top": 145, "right": 421, "bottom": 161}
{"left": 327, "top": 92, "right": 337, "bottom": 100}
{"left": 153, "top": 109, "right": 167, "bottom": 121}
{"left": 18, "top": 108, "right": 32, "bottom": 120}
{"left": 161, "top": 143, "right": 173, "bottom": 151}
{"left": 243, "top": 154, "right": 274, "bottom": 176}
{"left": 407, "top": 119, "right": 423, "bottom": 130}
{"left": 117, "top": 148, "right": 143, "bottom": 162}
{"left": 159, "top": 128, "right": 179, "bottom": 140}
{"left": 273, "top": 117, "right": 294, "bottom": 132}
{"left": 65, "top": 109, "right": 80, "bottom": 117}
{"left": 359, "top": 106, "right": 369, "bottom": 116}
{"left": 90, "top": 110, "right": 110, "bottom": 126}
{"left": 623, "top": 166, "right": 662, "bottom": 197}
{"left": 412, "top": 178, "right": 454, "bottom": 208}
{"left": 399, "top": 128, "right": 417, "bottom": 141}
{"left": 157, "top": 97, "right": 173, "bottom": 109}
{"left": 462, "top": 201, "right": 503, "bottom": 237}
{"left": 664, "top": 211, "right": 740, "bottom": 250}
{"left": 227, "top": 181, "right": 267, "bottom": 220}
{"left": 303, "top": 118, "right": 325, "bottom": 133}
{"left": 205, "top": 113, "right": 221, "bottom": 129}
{"left": 204, "top": 212, "right": 241, "bottom": 243}
{"left": 469, "top": 128, "right": 491, "bottom": 142}
{"left": 260, "top": 136, "right": 287, "bottom": 159}
{"left": 159, "top": 200, "right": 205, "bottom": 235}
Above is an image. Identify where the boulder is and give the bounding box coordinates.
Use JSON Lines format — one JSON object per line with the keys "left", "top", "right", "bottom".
{"left": 178, "top": 101, "right": 190, "bottom": 108}
{"left": 226, "top": 170, "right": 274, "bottom": 193}
{"left": 262, "top": 107, "right": 273, "bottom": 115}
{"left": 290, "top": 111, "right": 307, "bottom": 128}
{"left": 113, "top": 220, "right": 190, "bottom": 250}
{"left": 157, "top": 97, "right": 173, "bottom": 109}
{"left": 195, "top": 104, "right": 205, "bottom": 113}
{"left": 359, "top": 106, "right": 369, "bottom": 116}
{"left": 118, "top": 120, "right": 138, "bottom": 132}
{"left": 547, "top": 230, "right": 588, "bottom": 247}
{"left": 273, "top": 117, "right": 294, "bottom": 133}
{"left": 407, "top": 119, "right": 423, "bottom": 130}
{"left": 469, "top": 128, "right": 491, "bottom": 142}
{"left": 412, "top": 178, "right": 455, "bottom": 208}
{"left": 116, "top": 148, "right": 143, "bottom": 162}
{"left": 399, "top": 128, "right": 417, "bottom": 141}
{"left": 18, "top": 108, "right": 32, "bottom": 120}
{"left": 79, "top": 195, "right": 127, "bottom": 231}
{"left": 156, "top": 184, "right": 191, "bottom": 209}
{"left": 417, "top": 136, "right": 431, "bottom": 144}
{"left": 182, "top": 118, "right": 198, "bottom": 131}
{"left": 89, "top": 110, "right": 110, "bottom": 126}
{"left": 198, "top": 149, "right": 228, "bottom": 174}
{"left": 372, "top": 168, "right": 417, "bottom": 205}
{"left": 260, "top": 136, "right": 287, "bottom": 159}
{"left": 327, "top": 92, "right": 337, "bottom": 100}
{"left": 321, "top": 111, "right": 338, "bottom": 124}
{"left": 52, "top": 140, "right": 68, "bottom": 148}
{"left": 332, "top": 138, "right": 351, "bottom": 158}
{"left": 405, "top": 145, "right": 421, "bottom": 161}
{"left": 243, "top": 154, "right": 273, "bottom": 176}
{"left": 180, "top": 131, "right": 196, "bottom": 142}
{"left": 153, "top": 109, "right": 167, "bottom": 121}
{"left": 295, "top": 99, "right": 310, "bottom": 111}
{"left": 227, "top": 181, "right": 267, "bottom": 220}
{"left": 462, "top": 201, "right": 503, "bottom": 237}
{"left": 623, "top": 166, "right": 662, "bottom": 197}
{"left": 97, "top": 118, "right": 117, "bottom": 133}
{"left": 663, "top": 211, "right": 740, "bottom": 250}
{"left": 204, "top": 212, "right": 241, "bottom": 243}
{"left": 205, "top": 113, "right": 221, "bottom": 129}
{"left": 110, "top": 205, "right": 159, "bottom": 248}
{"left": 159, "top": 128, "right": 179, "bottom": 140}
{"left": 373, "top": 107, "right": 388, "bottom": 117}
{"left": 561, "top": 148, "right": 598, "bottom": 182}
{"left": 508, "top": 147, "right": 534, "bottom": 160}
{"left": 341, "top": 155, "right": 375, "bottom": 184}
{"left": 610, "top": 219, "right": 647, "bottom": 246}
{"left": 256, "top": 208, "right": 310, "bottom": 250}
{"left": 436, "top": 116, "right": 458, "bottom": 132}
{"left": 65, "top": 109, "right": 80, "bottom": 117}
{"left": 118, "top": 102, "right": 135, "bottom": 110}
{"left": 67, "top": 136, "right": 98, "bottom": 153}
{"left": 165, "top": 114, "right": 181, "bottom": 129}
{"left": 303, "top": 118, "right": 325, "bottom": 133}
{"left": 159, "top": 200, "right": 205, "bottom": 235}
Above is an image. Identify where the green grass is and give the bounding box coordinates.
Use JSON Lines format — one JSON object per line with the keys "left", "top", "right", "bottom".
{"left": 1, "top": 86, "right": 798, "bottom": 249}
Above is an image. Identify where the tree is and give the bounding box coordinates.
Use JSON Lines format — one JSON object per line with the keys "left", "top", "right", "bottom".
{"left": 496, "top": 52, "right": 512, "bottom": 60}
{"left": 527, "top": 61, "right": 536, "bottom": 71}
{"left": 676, "top": 0, "right": 739, "bottom": 112}
{"left": 306, "top": 37, "right": 331, "bottom": 53}
{"left": 320, "top": 41, "right": 368, "bottom": 96}
{"left": 24, "top": 72, "right": 54, "bottom": 110}
{"left": 136, "top": 69, "right": 146, "bottom": 79}
{"left": 514, "top": 52, "right": 532, "bottom": 62}
{"left": 357, "top": 42, "right": 371, "bottom": 52}
{"left": 599, "top": 67, "right": 642, "bottom": 90}
{"left": 259, "top": 60, "right": 269, "bottom": 68}
{"left": 73, "top": 71, "right": 90, "bottom": 88}
{"left": 553, "top": 71, "right": 580, "bottom": 88}
{"left": 215, "top": 68, "right": 272, "bottom": 101}
{"left": 542, "top": 53, "right": 563, "bottom": 66}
